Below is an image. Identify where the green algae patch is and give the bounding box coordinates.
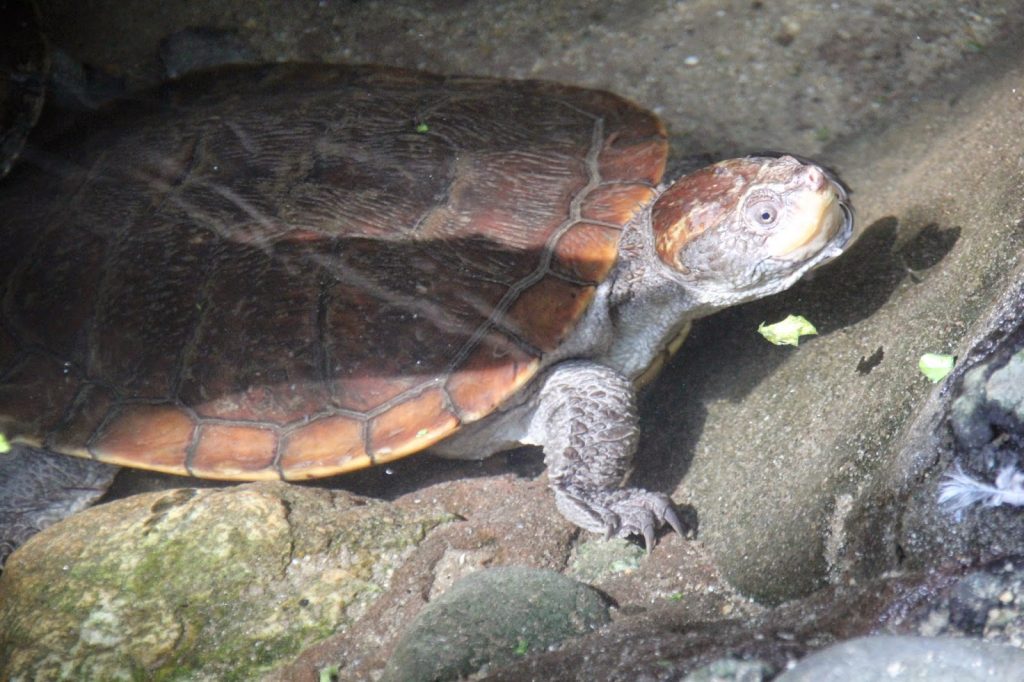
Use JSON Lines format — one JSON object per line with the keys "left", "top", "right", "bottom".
{"left": 567, "top": 537, "right": 644, "bottom": 583}
{"left": 0, "top": 482, "right": 453, "bottom": 680}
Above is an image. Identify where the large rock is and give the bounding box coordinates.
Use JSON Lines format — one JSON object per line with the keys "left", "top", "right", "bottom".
{"left": 656, "top": 44, "right": 1024, "bottom": 601}
{"left": 0, "top": 482, "right": 452, "bottom": 680}
{"left": 382, "top": 567, "right": 611, "bottom": 682}
{"left": 775, "top": 635, "right": 1024, "bottom": 682}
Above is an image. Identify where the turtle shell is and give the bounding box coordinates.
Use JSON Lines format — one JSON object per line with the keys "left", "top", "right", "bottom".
{"left": 0, "top": 63, "right": 667, "bottom": 480}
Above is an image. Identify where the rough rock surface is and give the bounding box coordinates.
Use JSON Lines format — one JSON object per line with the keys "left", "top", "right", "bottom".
{"left": 0, "top": 483, "right": 452, "bottom": 680}
{"left": 951, "top": 346, "right": 1024, "bottom": 454}
{"left": 907, "top": 557, "right": 1024, "bottom": 646}
{"left": 775, "top": 635, "right": 1024, "bottom": 682}
{"left": 682, "top": 41, "right": 1024, "bottom": 602}
{"left": 381, "top": 566, "right": 611, "bottom": 681}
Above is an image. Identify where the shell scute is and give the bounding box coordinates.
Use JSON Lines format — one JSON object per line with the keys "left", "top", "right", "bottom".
{"left": 368, "top": 388, "right": 459, "bottom": 463}
{"left": 580, "top": 184, "right": 658, "bottom": 225}
{"left": 0, "top": 354, "right": 78, "bottom": 444}
{"left": 89, "top": 404, "right": 195, "bottom": 473}
{"left": 279, "top": 414, "right": 367, "bottom": 479}
{"left": 190, "top": 424, "right": 279, "bottom": 478}
{"left": 445, "top": 337, "right": 539, "bottom": 422}
{"left": 550, "top": 222, "right": 623, "bottom": 284}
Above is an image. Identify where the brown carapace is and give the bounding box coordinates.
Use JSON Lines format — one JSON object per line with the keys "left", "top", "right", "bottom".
{"left": 0, "top": 64, "right": 669, "bottom": 480}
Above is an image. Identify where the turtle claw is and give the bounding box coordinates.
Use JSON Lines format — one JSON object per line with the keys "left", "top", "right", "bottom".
{"left": 641, "top": 522, "right": 656, "bottom": 555}
{"left": 606, "top": 488, "right": 685, "bottom": 550}
{"left": 553, "top": 485, "right": 686, "bottom": 551}
{"left": 664, "top": 505, "right": 687, "bottom": 538}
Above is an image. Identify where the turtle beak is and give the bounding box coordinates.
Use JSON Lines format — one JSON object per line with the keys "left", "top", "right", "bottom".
{"left": 767, "top": 161, "right": 853, "bottom": 263}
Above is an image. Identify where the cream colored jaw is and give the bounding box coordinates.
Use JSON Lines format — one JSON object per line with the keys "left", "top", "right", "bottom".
{"left": 767, "top": 188, "right": 838, "bottom": 259}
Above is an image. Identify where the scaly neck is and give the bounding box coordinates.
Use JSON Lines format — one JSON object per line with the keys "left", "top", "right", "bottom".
{"left": 601, "top": 217, "right": 721, "bottom": 379}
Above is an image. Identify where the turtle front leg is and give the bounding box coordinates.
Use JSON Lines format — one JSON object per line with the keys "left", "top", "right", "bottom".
{"left": 529, "top": 361, "right": 685, "bottom": 549}
{"left": 0, "top": 446, "right": 118, "bottom": 566}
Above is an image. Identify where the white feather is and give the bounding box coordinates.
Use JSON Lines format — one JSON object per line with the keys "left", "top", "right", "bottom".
{"left": 938, "top": 464, "right": 1024, "bottom": 519}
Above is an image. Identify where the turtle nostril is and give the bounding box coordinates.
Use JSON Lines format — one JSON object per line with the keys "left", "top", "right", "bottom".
{"left": 800, "top": 165, "right": 828, "bottom": 192}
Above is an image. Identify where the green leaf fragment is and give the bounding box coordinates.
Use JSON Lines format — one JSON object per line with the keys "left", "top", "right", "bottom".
{"left": 414, "top": 122, "right": 429, "bottom": 133}
{"left": 0, "top": 433, "right": 9, "bottom": 454}
{"left": 514, "top": 638, "right": 530, "bottom": 655}
{"left": 919, "top": 353, "right": 955, "bottom": 382}
{"left": 757, "top": 315, "right": 818, "bottom": 346}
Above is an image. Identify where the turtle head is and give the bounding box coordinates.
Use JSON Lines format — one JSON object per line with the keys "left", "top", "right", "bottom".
{"left": 651, "top": 155, "right": 853, "bottom": 305}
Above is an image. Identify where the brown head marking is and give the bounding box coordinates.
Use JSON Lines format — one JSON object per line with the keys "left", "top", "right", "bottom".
{"left": 649, "top": 155, "right": 853, "bottom": 298}
{"left": 652, "top": 160, "right": 759, "bottom": 270}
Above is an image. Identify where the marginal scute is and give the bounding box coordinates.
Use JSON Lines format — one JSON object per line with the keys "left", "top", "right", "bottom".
{"left": 368, "top": 388, "right": 459, "bottom": 462}
{"left": 580, "top": 184, "right": 658, "bottom": 225}
{"left": 551, "top": 222, "right": 623, "bottom": 284}
{"left": 46, "top": 383, "right": 116, "bottom": 455}
{"left": 279, "top": 413, "right": 367, "bottom": 478}
{"left": 89, "top": 404, "right": 195, "bottom": 474}
{"left": 504, "top": 276, "right": 596, "bottom": 352}
{"left": 446, "top": 338, "right": 539, "bottom": 422}
{"left": 190, "top": 424, "right": 279, "bottom": 479}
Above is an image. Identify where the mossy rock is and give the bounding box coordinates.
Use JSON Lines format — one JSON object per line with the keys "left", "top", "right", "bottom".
{"left": 0, "top": 481, "right": 452, "bottom": 680}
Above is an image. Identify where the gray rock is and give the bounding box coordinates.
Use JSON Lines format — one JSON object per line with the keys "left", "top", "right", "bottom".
{"left": 775, "top": 635, "right": 1024, "bottom": 681}
{"left": 952, "top": 349, "right": 1024, "bottom": 451}
{"left": 947, "top": 560, "right": 1024, "bottom": 645}
{"left": 567, "top": 538, "right": 645, "bottom": 584}
{"left": 987, "top": 352, "right": 1024, "bottom": 424}
{"left": 683, "top": 658, "right": 772, "bottom": 682}
{"left": 897, "top": 557, "right": 1024, "bottom": 647}
{"left": 0, "top": 0, "right": 47, "bottom": 178}
{"left": 381, "top": 567, "right": 611, "bottom": 682}
{"left": 952, "top": 364, "right": 1001, "bottom": 450}
{"left": 892, "top": 282, "right": 1024, "bottom": 575}
{"left": 670, "top": 36, "right": 1024, "bottom": 603}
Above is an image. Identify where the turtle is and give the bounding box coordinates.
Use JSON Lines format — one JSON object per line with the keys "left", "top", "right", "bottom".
{"left": 0, "top": 63, "right": 854, "bottom": 562}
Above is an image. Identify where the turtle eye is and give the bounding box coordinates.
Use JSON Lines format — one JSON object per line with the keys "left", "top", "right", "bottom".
{"left": 745, "top": 192, "right": 782, "bottom": 229}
